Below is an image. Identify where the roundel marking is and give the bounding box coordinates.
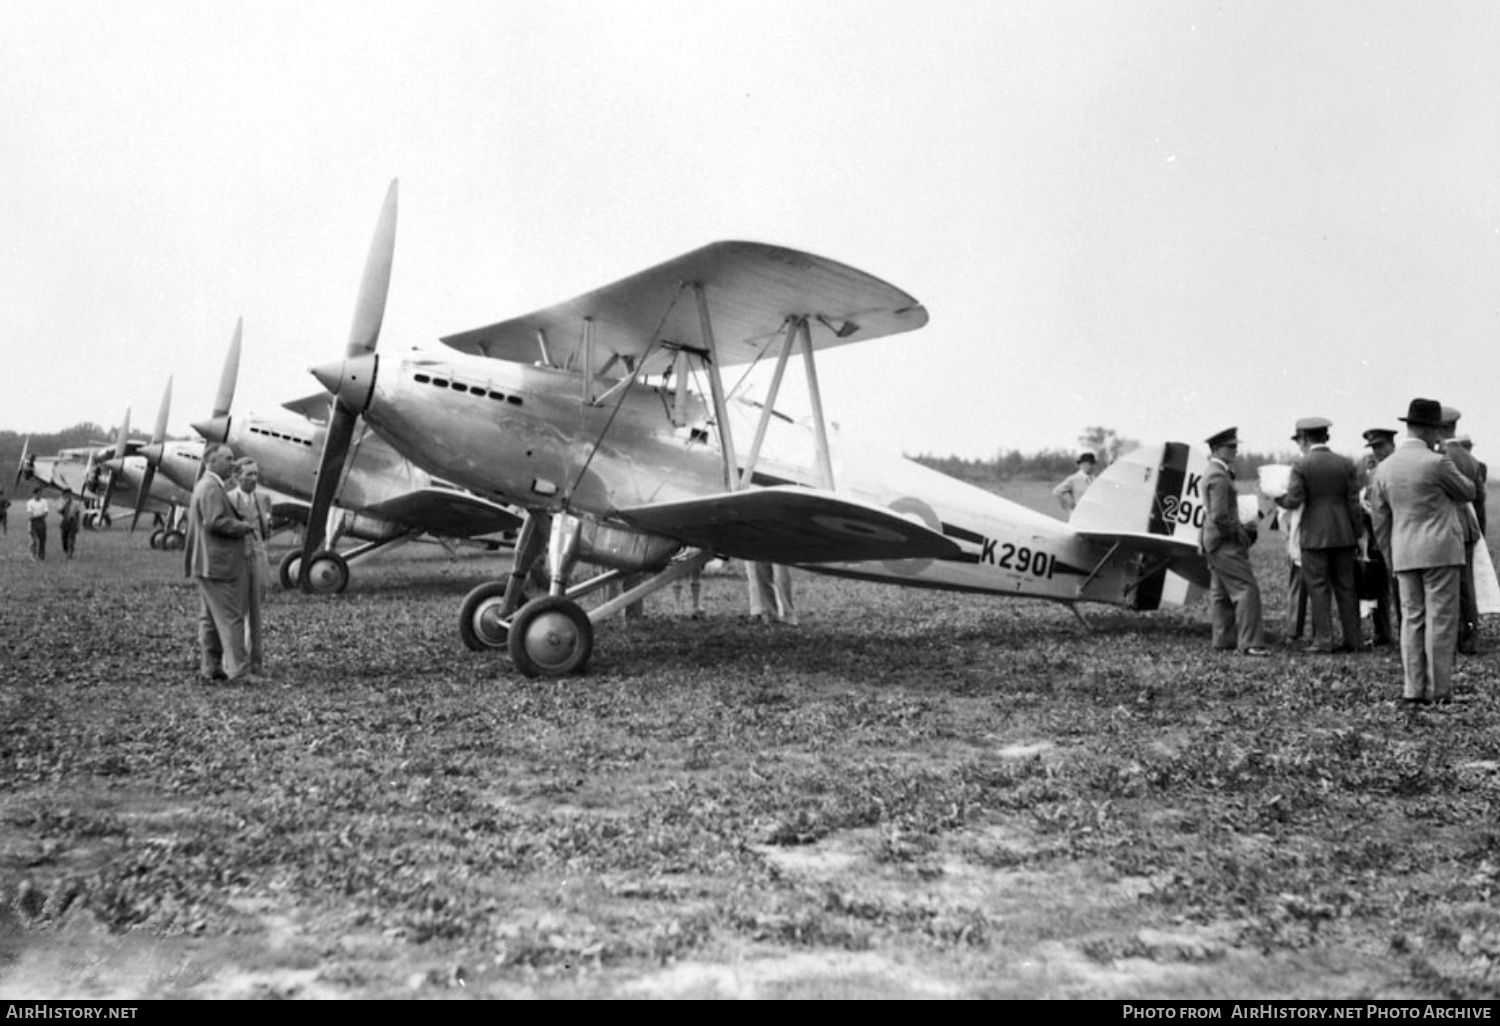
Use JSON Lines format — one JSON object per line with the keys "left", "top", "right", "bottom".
{"left": 882, "top": 496, "right": 943, "bottom": 577}
{"left": 809, "top": 513, "right": 910, "bottom": 544}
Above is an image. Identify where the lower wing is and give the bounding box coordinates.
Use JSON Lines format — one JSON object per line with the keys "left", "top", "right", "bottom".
{"left": 359, "top": 488, "right": 524, "bottom": 538}
{"left": 617, "top": 486, "right": 961, "bottom": 564}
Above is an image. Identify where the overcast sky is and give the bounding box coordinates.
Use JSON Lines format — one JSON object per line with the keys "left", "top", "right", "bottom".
{"left": 3, "top": 0, "right": 1497, "bottom": 462}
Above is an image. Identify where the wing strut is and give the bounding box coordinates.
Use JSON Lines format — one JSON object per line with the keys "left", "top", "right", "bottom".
{"left": 739, "top": 317, "right": 800, "bottom": 489}
{"left": 799, "top": 318, "right": 836, "bottom": 490}
{"left": 693, "top": 284, "right": 740, "bottom": 492}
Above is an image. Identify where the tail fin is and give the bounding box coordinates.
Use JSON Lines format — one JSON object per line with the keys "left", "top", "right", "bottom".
{"left": 1070, "top": 441, "right": 1210, "bottom": 609}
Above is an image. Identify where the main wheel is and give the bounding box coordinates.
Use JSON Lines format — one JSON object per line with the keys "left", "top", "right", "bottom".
{"left": 83, "top": 511, "right": 101, "bottom": 531}
{"left": 458, "top": 581, "right": 515, "bottom": 651}
{"left": 508, "top": 597, "right": 593, "bottom": 678}
{"left": 149, "top": 528, "right": 165, "bottom": 549}
{"left": 302, "top": 550, "right": 350, "bottom": 595}
{"left": 162, "top": 530, "right": 185, "bottom": 551}
{"left": 277, "top": 550, "right": 302, "bottom": 590}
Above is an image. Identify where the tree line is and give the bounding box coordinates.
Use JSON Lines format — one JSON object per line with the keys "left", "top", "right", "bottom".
{"left": 908, "top": 426, "right": 1294, "bottom": 492}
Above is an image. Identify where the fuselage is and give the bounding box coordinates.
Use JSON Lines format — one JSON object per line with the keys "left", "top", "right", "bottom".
{"left": 341, "top": 347, "right": 1197, "bottom": 608}
{"left": 204, "top": 407, "right": 432, "bottom": 511}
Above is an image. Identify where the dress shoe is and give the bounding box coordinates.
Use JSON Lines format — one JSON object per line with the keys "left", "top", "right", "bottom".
{"left": 1242, "top": 647, "right": 1272, "bottom": 658}
{"left": 1303, "top": 644, "right": 1336, "bottom": 654}
{"left": 228, "top": 672, "right": 271, "bottom": 686}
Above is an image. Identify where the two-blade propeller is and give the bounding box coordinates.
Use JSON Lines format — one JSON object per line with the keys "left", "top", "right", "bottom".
{"left": 97, "top": 407, "right": 131, "bottom": 514}
{"left": 130, "top": 377, "right": 173, "bottom": 530}
{"left": 299, "top": 179, "right": 398, "bottom": 586}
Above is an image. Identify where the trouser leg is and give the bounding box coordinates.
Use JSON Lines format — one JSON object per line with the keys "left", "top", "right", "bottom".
{"left": 1301, "top": 548, "right": 1334, "bottom": 648}
{"left": 1397, "top": 571, "right": 1427, "bottom": 701}
{"left": 1426, "top": 565, "right": 1461, "bottom": 701}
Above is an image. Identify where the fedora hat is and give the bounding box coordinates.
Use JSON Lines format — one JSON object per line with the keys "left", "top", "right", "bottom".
{"left": 1398, "top": 398, "right": 1445, "bottom": 428}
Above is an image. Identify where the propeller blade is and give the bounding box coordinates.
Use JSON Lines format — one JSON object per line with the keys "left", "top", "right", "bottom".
{"left": 112, "top": 407, "right": 131, "bottom": 462}
{"left": 299, "top": 404, "right": 358, "bottom": 580}
{"left": 152, "top": 377, "right": 172, "bottom": 446}
{"left": 214, "top": 319, "right": 242, "bottom": 418}
{"left": 299, "top": 181, "right": 398, "bottom": 587}
{"left": 130, "top": 461, "right": 157, "bottom": 531}
{"left": 13, "top": 437, "right": 29, "bottom": 488}
{"left": 100, "top": 408, "right": 131, "bottom": 513}
{"left": 347, "top": 179, "right": 398, "bottom": 359}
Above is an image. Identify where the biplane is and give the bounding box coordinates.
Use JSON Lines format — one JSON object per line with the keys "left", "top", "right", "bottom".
{"left": 306, "top": 181, "right": 1212, "bottom": 675}
{"left": 176, "top": 321, "right": 522, "bottom": 591}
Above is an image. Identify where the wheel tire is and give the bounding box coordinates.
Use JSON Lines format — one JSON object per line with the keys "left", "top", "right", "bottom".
{"left": 508, "top": 596, "right": 593, "bottom": 678}
{"left": 457, "top": 581, "right": 514, "bottom": 651}
{"left": 149, "top": 529, "right": 165, "bottom": 550}
{"left": 162, "top": 530, "right": 186, "bottom": 551}
{"left": 98, "top": 512, "right": 111, "bottom": 529}
{"left": 83, "top": 511, "right": 101, "bottom": 531}
{"left": 277, "top": 550, "right": 302, "bottom": 590}
{"left": 302, "top": 550, "right": 350, "bottom": 595}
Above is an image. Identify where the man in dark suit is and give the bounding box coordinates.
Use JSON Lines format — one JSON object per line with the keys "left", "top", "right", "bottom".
{"left": 1456, "top": 435, "right": 1487, "bottom": 536}
{"left": 1201, "top": 428, "right": 1269, "bottom": 656}
{"left": 1361, "top": 428, "right": 1400, "bottom": 646}
{"left": 1441, "top": 409, "right": 1482, "bottom": 655}
{"left": 1370, "top": 399, "right": 1475, "bottom": 707}
{"left": 1276, "top": 417, "right": 1363, "bottom": 652}
{"left": 184, "top": 444, "right": 259, "bottom": 684}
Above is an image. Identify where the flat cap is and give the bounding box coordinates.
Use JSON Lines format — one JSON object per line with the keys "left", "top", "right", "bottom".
{"left": 1441, "top": 405, "right": 1462, "bottom": 427}
{"left": 1205, "top": 426, "right": 1239, "bottom": 448}
{"left": 1362, "top": 428, "right": 1397, "bottom": 445}
{"left": 1294, "top": 416, "right": 1332, "bottom": 435}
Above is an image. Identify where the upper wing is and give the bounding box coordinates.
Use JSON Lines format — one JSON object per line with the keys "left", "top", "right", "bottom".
{"left": 440, "top": 241, "right": 927, "bottom": 370}
{"left": 358, "top": 488, "right": 523, "bottom": 538}
{"left": 616, "top": 486, "right": 960, "bottom": 564}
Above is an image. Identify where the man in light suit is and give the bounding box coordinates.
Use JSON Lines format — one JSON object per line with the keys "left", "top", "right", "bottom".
{"left": 1370, "top": 399, "right": 1475, "bottom": 707}
{"left": 1201, "top": 428, "right": 1269, "bottom": 656}
{"left": 230, "top": 458, "right": 276, "bottom": 677}
{"left": 1440, "top": 408, "right": 1482, "bottom": 655}
{"left": 185, "top": 444, "right": 258, "bottom": 684}
{"left": 1275, "top": 417, "right": 1363, "bottom": 652}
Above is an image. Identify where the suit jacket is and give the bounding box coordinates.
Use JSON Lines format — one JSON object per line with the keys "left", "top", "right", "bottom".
{"left": 184, "top": 472, "right": 253, "bottom": 580}
{"left": 229, "top": 488, "right": 275, "bottom": 543}
{"left": 1371, "top": 438, "right": 1474, "bottom": 572}
{"left": 1200, "top": 458, "right": 1249, "bottom": 553}
{"left": 1443, "top": 440, "right": 1483, "bottom": 545}
{"left": 1276, "top": 445, "right": 1361, "bottom": 549}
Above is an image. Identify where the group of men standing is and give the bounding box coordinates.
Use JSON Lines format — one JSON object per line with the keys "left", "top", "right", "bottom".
{"left": 1200, "top": 398, "right": 1488, "bottom": 708}
{"left": 184, "top": 444, "right": 274, "bottom": 685}
{"left": 19, "top": 487, "right": 82, "bottom": 562}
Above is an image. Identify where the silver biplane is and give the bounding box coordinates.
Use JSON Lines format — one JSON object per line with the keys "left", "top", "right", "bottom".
{"left": 176, "top": 320, "right": 523, "bottom": 591}
{"left": 14, "top": 414, "right": 185, "bottom": 532}
{"left": 308, "top": 182, "right": 1213, "bottom": 676}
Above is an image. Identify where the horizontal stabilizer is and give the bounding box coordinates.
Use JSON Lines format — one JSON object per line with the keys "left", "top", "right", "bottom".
{"left": 441, "top": 241, "right": 927, "bottom": 370}
{"left": 617, "top": 486, "right": 961, "bottom": 564}
{"left": 358, "top": 488, "right": 523, "bottom": 538}
{"left": 1073, "top": 529, "right": 1211, "bottom": 590}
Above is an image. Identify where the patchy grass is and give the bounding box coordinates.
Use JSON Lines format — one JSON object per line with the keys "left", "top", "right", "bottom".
{"left": 2, "top": 525, "right": 1500, "bottom": 998}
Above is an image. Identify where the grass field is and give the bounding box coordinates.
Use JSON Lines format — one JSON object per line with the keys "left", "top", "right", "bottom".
{"left": 3, "top": 481, "right": 1500, "bottom": 999}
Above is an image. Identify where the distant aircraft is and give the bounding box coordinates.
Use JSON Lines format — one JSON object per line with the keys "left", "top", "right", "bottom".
{"left": 306, "top": 181, "right": 1212, "bottom": 676}
{"left": 181, "top": 319, "right": 523, "bottom": 592}
{"left": 13, "top": 415, "right": 183, "bottom": 533}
